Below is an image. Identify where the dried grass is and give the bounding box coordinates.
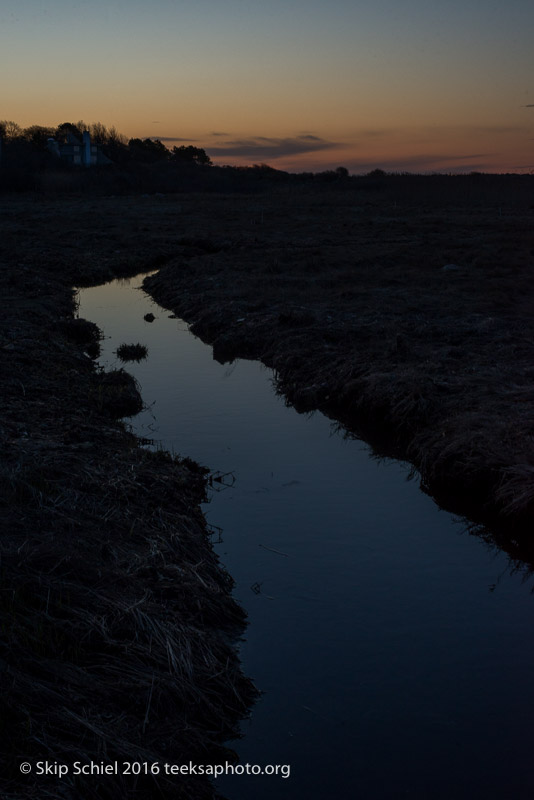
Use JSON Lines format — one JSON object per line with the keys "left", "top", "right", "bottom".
{"left": 0, "top": 222, "right": 257, "bottom": 799}
{"left": 142, "top": 186, "right": 534, "bottom": 535}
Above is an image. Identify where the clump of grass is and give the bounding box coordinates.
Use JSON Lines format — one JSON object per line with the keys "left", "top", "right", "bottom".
{"left": 93, "top": 368, "right": 144, "bottom": 417}
{"left": 115, "top": 342, "right": 148, "bottom": 362}
{"left": 58, "top": 317, "right": 102, "bottom": 358}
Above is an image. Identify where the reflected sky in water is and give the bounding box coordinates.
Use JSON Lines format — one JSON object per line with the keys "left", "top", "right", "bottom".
{"left": 78, "top": 275, "right": 534, "bottom": 800}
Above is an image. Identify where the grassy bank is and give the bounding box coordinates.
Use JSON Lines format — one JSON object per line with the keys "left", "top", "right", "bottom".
{"left": 137, "top": 183, "right": 534, "bottom": 542}
{"left": 0, "top": 199, "right": 257, "bottom": 798}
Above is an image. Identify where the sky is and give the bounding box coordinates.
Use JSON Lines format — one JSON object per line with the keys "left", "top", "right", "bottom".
{"left": 1, "top": 0, "right": 533, "bottom": 173}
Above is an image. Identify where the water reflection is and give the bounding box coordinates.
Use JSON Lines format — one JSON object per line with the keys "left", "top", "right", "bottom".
{"left": 78, "top": 274, "right": 534, "bottom": 800}
{"left": 328, "top": 418, "right": 534, "bottom": 580}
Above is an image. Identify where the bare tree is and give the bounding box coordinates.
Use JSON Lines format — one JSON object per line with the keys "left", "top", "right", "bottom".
{"left": 0, "top": 120, "right": 22, "bottom": 139}
{"left": 23, "top": 125, "right": 55, "bottom": 147}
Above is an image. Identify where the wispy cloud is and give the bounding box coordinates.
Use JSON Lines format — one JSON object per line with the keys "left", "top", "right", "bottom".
{"left": 209, "top": 131, "right": 230, "bottom": 137}
{"left": 207, "top": 135, "right": 341, "bottom": 160}
{"left": 150, "top": 136, "right": 198, "bottom": 143}
{"left": 470, "top": 125, "right": 527, "bottom": 134}
{"left": 362, "top": 130, "right": 390, "bottom": 139}
{"left": 355, "top": 128, "right": 398, "bottom": 139}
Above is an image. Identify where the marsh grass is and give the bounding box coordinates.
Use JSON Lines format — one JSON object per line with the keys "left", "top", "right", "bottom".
{"left": 115, "top": 342, "right": 149, "bottom": 362}
{"left": 142, "top": 185, "right": 534, "bottom": 533}
{"left": 0, "top": 219, "right": 258, "bottom": 799}
{"left": 1, "top": 182, "right": 533, "bottom": 796}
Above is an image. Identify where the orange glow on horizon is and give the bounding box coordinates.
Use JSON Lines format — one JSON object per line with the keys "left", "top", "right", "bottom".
{"left": 1, "top": 0, "right": 532, "bottom": 176}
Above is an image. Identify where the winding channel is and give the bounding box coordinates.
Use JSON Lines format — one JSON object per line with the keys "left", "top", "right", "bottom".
{"left": 78, "top": 273, "right": 534, "bottom": 800}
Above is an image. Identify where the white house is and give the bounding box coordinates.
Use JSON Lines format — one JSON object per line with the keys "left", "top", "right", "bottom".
{"left": 46, "top": 131, "right": 112, "bottom": 166}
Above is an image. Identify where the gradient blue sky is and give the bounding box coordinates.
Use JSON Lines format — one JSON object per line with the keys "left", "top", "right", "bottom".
{"left": 1, "top": 0, "right": 533, "bottom": 172}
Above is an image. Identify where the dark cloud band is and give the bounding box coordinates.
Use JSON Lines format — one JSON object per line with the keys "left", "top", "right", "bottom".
{"left": 207, "top": 135, "right": 341, "bottom": 159}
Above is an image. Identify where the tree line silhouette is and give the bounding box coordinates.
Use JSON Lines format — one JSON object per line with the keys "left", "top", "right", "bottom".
{"left": 1, "top": 118, "right": 530, "bottom": 201}
{"left": 0, "top": 119, "right": 212, "bottom": 166}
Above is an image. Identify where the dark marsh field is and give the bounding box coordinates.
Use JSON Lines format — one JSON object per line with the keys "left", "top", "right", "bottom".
{"left": 0, "top": 173, "right": 533, "bottom": 798}
{"left": 143, "top": 176, "right": 534, "bottom": 538}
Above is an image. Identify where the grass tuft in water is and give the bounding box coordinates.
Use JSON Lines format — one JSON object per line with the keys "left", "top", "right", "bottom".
{"left": 115, "top": 342, "right": 148, "bottom": 362}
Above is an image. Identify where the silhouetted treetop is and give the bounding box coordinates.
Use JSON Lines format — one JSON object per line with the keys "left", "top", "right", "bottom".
{"left": 170, "top": 145, "right": 212, "bottom": 166}
{"left": 0, "top": 120, "right": 23, "bottom": 139}
{"left": 24, "top": 125, "right": 56, "bottom": 147}
{"left": 55, "top": 122, "right": 85, "bottom": 143}
{"left": 127, "top": 138, "right": 170, "bottom": 162}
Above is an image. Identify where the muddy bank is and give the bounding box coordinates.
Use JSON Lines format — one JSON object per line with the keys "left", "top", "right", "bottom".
{"left": 140, "top": 187, "right": 534, "bottom": 537}
{"left": 0, "top": 202, "right": 257, "bottom": 798}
